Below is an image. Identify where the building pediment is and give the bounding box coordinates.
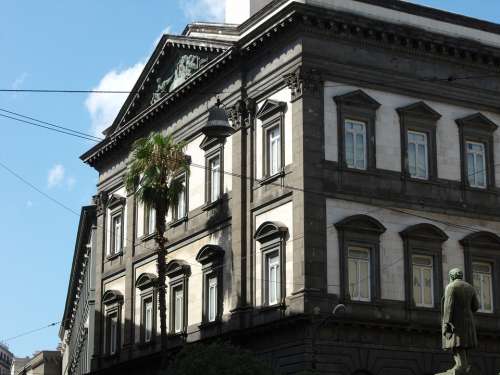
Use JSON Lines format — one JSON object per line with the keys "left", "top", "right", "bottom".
{"left": 256, "top": 99, "right": 287, "bottom": 120}
{"left": 456, "top": 113, "right": 498, "bottom": 133}
{"left": 102, "top": 35, "right": 233, "bottom": 138}
{"left": 334, "top": 90, "right": 381, "bottom": 110}
{"left": 397, "top": 101, "right": 441, "bottom": 120}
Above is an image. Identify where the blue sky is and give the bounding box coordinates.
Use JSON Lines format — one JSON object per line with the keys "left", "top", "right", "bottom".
{"left": 0, "top": 0, "right": 498, "bottom": 359}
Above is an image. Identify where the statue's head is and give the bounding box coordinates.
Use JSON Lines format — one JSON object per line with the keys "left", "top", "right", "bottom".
{"left": 449, "top": 268, "right": 464, "bottom": 281}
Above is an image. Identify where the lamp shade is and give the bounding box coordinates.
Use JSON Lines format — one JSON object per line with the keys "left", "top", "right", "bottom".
{"left": 201, "top": 100, "right": 235, "bottom": 139}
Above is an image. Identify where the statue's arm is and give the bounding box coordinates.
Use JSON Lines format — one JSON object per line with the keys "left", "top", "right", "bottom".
{"left": 442, "top": 286, "right": 455, "bottom": 335}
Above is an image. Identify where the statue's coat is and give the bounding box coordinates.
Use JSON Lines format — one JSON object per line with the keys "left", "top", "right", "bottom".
{"left": 442, "top": 279, "right": 480, "bottom": 349}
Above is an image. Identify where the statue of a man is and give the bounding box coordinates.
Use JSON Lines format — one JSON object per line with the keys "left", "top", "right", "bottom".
{"left": 437, "top": 268, "right": 480, "bottom": 375}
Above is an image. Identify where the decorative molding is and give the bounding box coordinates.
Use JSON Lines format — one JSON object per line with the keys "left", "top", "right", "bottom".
{"left": 93, "top": 192, "right": 109, "bottom": 216}
{"left": 135, "top": 273, "right": 158, "bottom": 291}
{"left": 255, "top": 221, "right": 288, "bottom": 243}
{"left": 196, "top": 244, "right": 225, "bottom": 265}
{"left": 165, "top": 259, "right": 191, "bottom": 278}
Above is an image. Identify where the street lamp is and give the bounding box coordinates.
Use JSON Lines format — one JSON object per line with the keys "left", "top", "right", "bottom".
{"left": 201, "top": 99, "right": 235, "bottom": 139}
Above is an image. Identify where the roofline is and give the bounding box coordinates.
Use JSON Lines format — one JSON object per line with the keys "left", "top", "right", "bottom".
{"left": 59, "top": 205, "right": 96, "bottom": 338}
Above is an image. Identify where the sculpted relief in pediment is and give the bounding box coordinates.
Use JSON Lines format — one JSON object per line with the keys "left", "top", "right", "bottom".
{"left": 151, "top": 54, "right": 208, "bottom": 105}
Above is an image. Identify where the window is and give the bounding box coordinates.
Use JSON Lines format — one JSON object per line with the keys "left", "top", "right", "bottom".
{"left": 255, "top": 221, "right": 288, "bottom": 307}
{"left": 400, "top": 224, "right": 447, "bottom": 309}
{"left": 173, "top": 287, "right": 184, "bottom": 333}
{"left": 466, "top": 141, "right": 486, "bottom": 188}
{"left": 166, "top": 260, "right": 190, "bottom": 334}
{"left": 348, "top": 247, "right": 371, "bottom": 302}
{"left": 172, "top": 175, "right": 187, "bottom": 221}
{"left": 344, "top": 119, "right": 367, "bottom": 170}
{"left": 256, "top": 99, "right": 287, "bottom": 180}
{"left": 111, "top": 213, "right": 123, "bottom": 255}
{"left": 472, "top": 262, "right": 494, "bottom": 313}
{"left": 196, "top": 245, "right": 224, "bottom": 324}
{"left": 208, "top": 154, "right": 221, "bottom": 203}
{"left": 267, "top": 125, "right": 281, "bottom": 176}
{"left": 102, "top": 290, "right": 123, "bottom": 356}
{"left": 143, "top": 298, "right": 153, "bottom": 342}
{"left": 266, "top": 252, "right": 280, "bottom": 305}
{"left": 207, "top": 276, "right": 217, "bottom": 322}
{"left": 334, "top": 90, "right": 380, "bottom": 171}
{"left": 408, "top": 131, "right": 428, "bottom": 179}
{"left": 136, "top": 273, "right": 157, "bottom": 344}
{"left": 456, "top": 113, "right": 498, "bottom": 189}
{"left": 412, "top": 255, "right": 434, "bottom": 308}
{"left": 335, "top": 215, "right": 385, "bottom": 303}
{"left": 144, "top": 205, "right": 155, "bottom": 236}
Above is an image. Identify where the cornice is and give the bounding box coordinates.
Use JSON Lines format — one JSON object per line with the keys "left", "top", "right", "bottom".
{"left": 81, "top": 2, "right": 500, "bottom": 168}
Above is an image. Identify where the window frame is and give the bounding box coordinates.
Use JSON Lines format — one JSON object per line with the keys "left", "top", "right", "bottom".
{"left": 102, "top": 290, "right": 123, "bottom": 357}
{"left": 344, "top": 119, "right": 367, "bottom": 170}
{"left": 472, "top": 261, "right": 494, "bottom": 314}
{"left": 205, "top": 147, "right": 224, "bottom": 205}
{"left": 465, "top": 141, "right": 487, "bottom": 189}
{"left": 171, "top": 173, "right": 188, "bottom": 223}
{"left": 109, "top": 209, "right": 124, "bottom": 257}
{"left": 335, "top": 215, "right": 385, "bottom": 304}
{"left": 256, "top": 99, "right": 287, "bottom": 182}
{"left": 334, "top": 90, "right": 380, "bottom": 172}
{"left": 136, "top": 273, "right": 158, "bottom": 345}
{"left": 461, "top": 231, "right": 500, "bottom": 317}
{"left": 397, "top": 101, "right": 441, "bottom": 182}
{"left": 165, "top": 260, "right": 190, "bottom": 335}
{"left": 255, "top": 221, "right": 288, "bottom": 308}
{"left": 143, "top": 204, "right": 155, "bottom": 237}
{"left": 411, "top": 254, "right": 435, "bottom": 308}
{"left": 456, "top": 113, "right": 498, "bottom": 190}
{"left": 347, "top": 246, "right": 372, "bottom": 302}
{"left": 400, "top": 224, "right": 448, "bottom": 310}
{"left": 196, "top": 245, "right": 225, "bottom": 325}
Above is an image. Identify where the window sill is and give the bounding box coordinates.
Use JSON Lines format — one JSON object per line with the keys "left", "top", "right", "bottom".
{"left": 169, "top": 216, "right": 188, "bottom": 228}
{"left": 140, "top": 232, "right": 156, "bottom": 242}
{"left": 199, "top": 319, "right": 222, "bottom": 329}
{"left": 136, "top": 340, "right": 155, "bottom": 349}
{"left": 408, "top": 305, "right": 440, "bottom": 313}
{"left": 258, "top": 302, "right": 287, "bottom": 313}
{"left": 106, "top": 252, "right": 123, "bottom": 261}
{"left": 259, "top": 170, "right": 285, "bottom": 186}
{"left": 202, "top": 199, "right": 223, "bottom": 212}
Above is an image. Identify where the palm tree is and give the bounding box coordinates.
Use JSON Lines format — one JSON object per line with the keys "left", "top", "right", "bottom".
{"left": 125, "top": 132, "right": 189, "bottom": 357}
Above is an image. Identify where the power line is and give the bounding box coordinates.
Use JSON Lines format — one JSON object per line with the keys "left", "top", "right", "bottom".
{"left": 0, "top": 108, "right": 103, "bottom": 141}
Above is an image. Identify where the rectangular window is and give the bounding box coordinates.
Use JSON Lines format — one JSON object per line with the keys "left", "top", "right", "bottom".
{"left": 143, "top": 298, "right": 153, "bottom": 342}
{"left": 111, "top": 214, "right": 122, "bottom": 255}
{"left": 267, "top": 125, "right": 281, "bottom": 176}
{"left": 174, "top": 287, "right": 184, "bottom": 333}
{"left": 208, "top": 155, "right": 221, "bottom": 203}
{"left": 473, "top": 262, "right": 494, "bottom": 313}
{"left": 174, "top": 176, "right": 187, "bottom": 220}
{"left": 144, "top": 205, "right": 155, "bottom": 235}
{"left": 208, "top": 276, "right": 218, "bottom": 322}
{"left": 348, "top": 247, "right": 371, "bottom": 301}
{"left": 108, "top": 313, "right": 118, "bottom": 355}
{"left": 266, "top": 253, "right": 280, "bottom": 305}
{"left": 408, "top": 131, "right": 429, "bottom": 179}
{"left": 466, "top": 141, "right": 487, "bottom": 188}
{"left": 412, "top": 255, "right": 434, "bottom": 307}
{"left": 344, "top": 119, "right": 367, "bottom": 170}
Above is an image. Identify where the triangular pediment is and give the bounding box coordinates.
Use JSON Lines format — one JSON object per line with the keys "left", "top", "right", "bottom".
{"left": 334, "top": 90, "right": 380, "bottom": 110}
{"left": 256, "top": 99, "right": 287, "bottom": 120}
{"left": 456, "top": 113, "right": 498, "bottom": 133}
{"left": 103, "top": 35, "right": 233, "bottom": 137}
{"left": 397, "top": 101, "right": 441, "bottom": 120}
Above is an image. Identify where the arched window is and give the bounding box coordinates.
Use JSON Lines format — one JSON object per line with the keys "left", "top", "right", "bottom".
{"left": 102, "top": 290, "right": 123, "bottom": 356}
{"left": 196, "top": 245, "right": 225, "bottom": 324}
{"left": 335, "top": 215, "right": 386, "bottom": 303}
{"left": 461, "top": 231, "right": 500, "bottom": 315}
{"left": 135, "top": 273, "right": 158, "bottom": 344}
{"left": 166, "top": 260, "right": 191, "bottom": 334}
{"left": 400, "top": 224, "right": 448, "bottom": 309}
{"left": 255, "top": 221, "right": 288, "bottom": 307}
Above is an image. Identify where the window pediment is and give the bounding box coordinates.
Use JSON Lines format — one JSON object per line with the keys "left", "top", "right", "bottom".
{"left": 200, "top": 135, "right": 224, "bottom": 151}
{"left": 460, "top": 231, "right": 500, "bottom": 249}
{"left": 400, "top": 223, "right": 448, "bottom": 242}
{"left": 256, "top": 99, "right": 287, "bottom": 121}
{"left": 102, "top": 290, "right": 123, "bottom": 305}
{"left": 333, "top": 90, "right": 380, "bottom": 110}
{"left": 397, "top": 101, "right": 441, "bottom": 121}
{"left": 335, "top": 215, "right": 386, "bottom": 235}
{"left": 456, "top": 113, "right": 498, "bottom": 134}
{"left": 196, "top": 245, "right": 225, "bottom": 265}
{"left": 165, "top": 260, "right": 191, "bottom": 278}
{"left": 107, "top": 194, "right": 126, "bottom": 209}
{"left": 255, "top": 221, "right": 288, "bottom": 243}
{"left": 136, "top": 273, "right": 158, "bottom": 290}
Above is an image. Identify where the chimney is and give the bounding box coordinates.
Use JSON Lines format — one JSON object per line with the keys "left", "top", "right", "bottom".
{"left": 225, "top": 0, "right": 274, "bottom": 24}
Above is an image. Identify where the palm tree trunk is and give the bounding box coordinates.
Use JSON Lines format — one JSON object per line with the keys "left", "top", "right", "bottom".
{"left": 155, "top": 202, "right": 168, "bottom": 367}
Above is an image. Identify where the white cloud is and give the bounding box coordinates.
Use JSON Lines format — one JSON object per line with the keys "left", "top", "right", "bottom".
{"left": 67, "top": 176, "right": 76, "bottom": 190}
{"left": 85, "top": 62, "right": 145, "bottom": 137}
{"left": 12, "top": 72, "right": 28, "bottom": 89}
{"left": 47, "top": 164, "right": 65, "bottom": 188}
{"left": 179, "top": 0, "right": 225, "bottom": 22}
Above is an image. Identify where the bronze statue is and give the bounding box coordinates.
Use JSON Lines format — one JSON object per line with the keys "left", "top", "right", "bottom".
{"left": 437, "top": 268, "right": 480, "bottom": 375}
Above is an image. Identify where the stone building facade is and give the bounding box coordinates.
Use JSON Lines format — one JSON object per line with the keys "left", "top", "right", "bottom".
{"left": 77, "top": 0, "right": 500, "bottom": 374}
{"left": 14, "top": 352, "right": 61, "bottom": 375}
{"left": 0, "top": 344, "right": 12, "bottom": 375}
{"left": 59, "top": 206, "right": 97, "bottom": 375}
